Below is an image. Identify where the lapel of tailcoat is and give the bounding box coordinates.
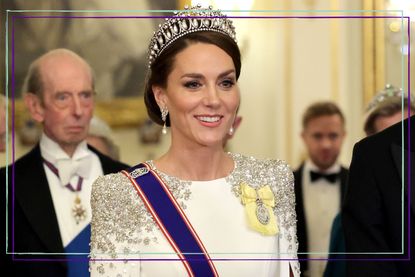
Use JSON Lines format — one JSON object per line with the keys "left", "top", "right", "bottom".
{"left": 13, "top": 145, "right": 64, "bottom": 254}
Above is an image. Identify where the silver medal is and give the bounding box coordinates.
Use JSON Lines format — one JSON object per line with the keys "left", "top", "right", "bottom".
{"left": 256, "top": 201, "right": 270, "bottom": 225}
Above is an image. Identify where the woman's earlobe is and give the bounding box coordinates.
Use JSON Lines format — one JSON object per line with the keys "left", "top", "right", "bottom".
{"left": 152, "top": 86, "right": 166, "bottom": 107}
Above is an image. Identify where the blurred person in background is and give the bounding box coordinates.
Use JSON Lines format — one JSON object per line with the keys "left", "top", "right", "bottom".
{"left": 86, "top": 115, "right": 120, "bottom": 161}
{"left": 294, "top": 101, "right": 348, "bottom": 277}
{"left": 342, "top": 85, "right": 415, "bottom": 276}
{"left": 325, "top": 85, "right": 415, "bottom": 277}
{"left": 364, "top": 84, "right": 415, "bottom": 136}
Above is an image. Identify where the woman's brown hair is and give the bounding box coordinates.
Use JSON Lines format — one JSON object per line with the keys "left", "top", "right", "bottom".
{"left": 144, "top": 31, "right": 241, "bottom": 126}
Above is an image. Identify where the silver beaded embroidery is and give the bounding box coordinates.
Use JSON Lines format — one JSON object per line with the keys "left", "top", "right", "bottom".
{"left": 90, "top": 153, "right": 298, "bottom": 274}
{"left": 225, "top": 153, "right": 297, "bottom": 231}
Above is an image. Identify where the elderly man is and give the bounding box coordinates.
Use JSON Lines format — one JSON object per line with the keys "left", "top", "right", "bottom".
{"left": 1, "top": 49, "right": 128, "bottom": 277}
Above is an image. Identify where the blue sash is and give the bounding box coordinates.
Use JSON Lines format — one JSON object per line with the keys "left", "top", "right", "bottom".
{"left": 65, "top": 224, "right": 90, "bottom": 277}
{"left": 122, "top": 163, "right": 218, "bottom": 277}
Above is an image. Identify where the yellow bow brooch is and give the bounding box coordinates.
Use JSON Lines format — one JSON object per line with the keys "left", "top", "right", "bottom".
{"left": 240, "top": 182, "right": 279, "bottom": 235}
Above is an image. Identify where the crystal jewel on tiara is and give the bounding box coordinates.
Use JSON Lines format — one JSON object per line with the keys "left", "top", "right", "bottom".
{"left": 366, "top": 84, "right": 405, "bottom": 112}
{"left": 147, "top": 4, "right": 237, "bottom": 68}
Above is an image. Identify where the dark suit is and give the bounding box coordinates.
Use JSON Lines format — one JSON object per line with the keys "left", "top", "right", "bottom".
{"left": 1, "top": 144, "right": 128, "bottom": 277}
{"left": 342, "top": 116, "right": 414, "bottom": 276}
{"left": 294, "top": 163, "right": 348, "bottom": 276}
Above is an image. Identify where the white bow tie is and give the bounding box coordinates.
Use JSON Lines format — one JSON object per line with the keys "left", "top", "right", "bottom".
{"left": 56, "top": 155, "right": 92, "bottom": 186}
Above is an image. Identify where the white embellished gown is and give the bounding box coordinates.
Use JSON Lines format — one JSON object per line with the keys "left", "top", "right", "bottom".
{"left": 89, "top": 153, "right": 300, "bottom": 276}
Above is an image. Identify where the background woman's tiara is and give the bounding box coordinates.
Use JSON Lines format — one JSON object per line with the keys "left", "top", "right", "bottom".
{"left": 366, "top": 84, "right": 406, "bottom": 112}
{"left": 147, "top": 4, "right": 237, "bottom": 68}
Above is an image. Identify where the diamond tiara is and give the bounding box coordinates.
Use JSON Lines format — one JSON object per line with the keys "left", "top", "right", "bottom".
{"left": 147, "top": 4, "right": 237, "bottom": 68}
{"left": 366, "top": 84, "right": 406, "bottom": 112}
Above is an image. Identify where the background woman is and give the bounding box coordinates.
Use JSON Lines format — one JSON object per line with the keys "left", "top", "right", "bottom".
{"left": 90, "top": 5, "right": 299, "bottom": 276}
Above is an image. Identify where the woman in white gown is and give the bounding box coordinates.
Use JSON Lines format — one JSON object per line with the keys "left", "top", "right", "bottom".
{"left": 90, "top": 5, "right": 300, "bottom": 277}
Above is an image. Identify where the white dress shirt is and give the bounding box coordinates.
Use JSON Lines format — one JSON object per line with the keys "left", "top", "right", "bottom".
{"left": 40, "top": 133, "right": 103, "bottom": 248}
{"left": 302, "top": 160, "right": 340, "bottom": 277}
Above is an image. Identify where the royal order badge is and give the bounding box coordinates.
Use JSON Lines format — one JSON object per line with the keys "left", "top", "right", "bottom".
{"left": 240, "top": 182, "right": 279, "bottom": 235}
{"left": 72, "top": 195, "right": 87, "bottom": 224}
